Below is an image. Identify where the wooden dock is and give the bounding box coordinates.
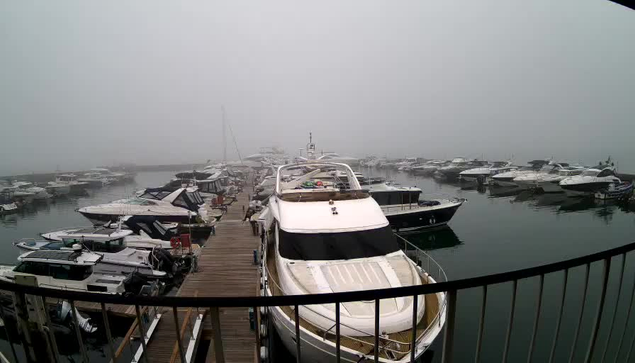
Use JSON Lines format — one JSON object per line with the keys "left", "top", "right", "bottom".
{"left": 141, "top": 190, "right": 260, "bottom": 363}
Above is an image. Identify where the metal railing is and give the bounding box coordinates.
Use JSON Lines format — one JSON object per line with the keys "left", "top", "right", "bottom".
{"left": 1, "top": 241, "right": 635, "bottom": 362}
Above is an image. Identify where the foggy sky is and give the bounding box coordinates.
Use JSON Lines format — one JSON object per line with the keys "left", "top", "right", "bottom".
{"left": 1, "top": 0, "right": 634, "bottom": 176}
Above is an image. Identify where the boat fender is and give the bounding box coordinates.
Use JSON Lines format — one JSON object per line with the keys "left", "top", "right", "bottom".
{"left": 260, "top": 323, "right": 267, "bottom": 337}
{"left": 260, "top": 306, "right": 267, "bottom": 316}
{"left": 260, "top": 346, "right": 268, "bottom": 361}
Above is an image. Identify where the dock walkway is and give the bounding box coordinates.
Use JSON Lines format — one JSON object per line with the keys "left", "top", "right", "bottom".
{"left": 143, "top": 191, "right": 260, "bottom": 363}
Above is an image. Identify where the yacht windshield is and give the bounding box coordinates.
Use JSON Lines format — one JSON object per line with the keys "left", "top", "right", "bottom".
{"left": 124, "top": 199, "right": 157, "bottom": 206}
{"left": 278, "top": 226, "right": 399, "bottom": 261}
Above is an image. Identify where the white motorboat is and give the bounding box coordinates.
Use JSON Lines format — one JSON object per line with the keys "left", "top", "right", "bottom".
{"left": 45, "top": 181, "right": 71, "bottom": 196}
{"left": 0, "top": 247, "right": 127, "bottom": 294}
{"left": 78, "top": 172, "right": 111, "bottom": 188}
{"left": 40, "top": 216, "right": 174, "bottom": 250}
{"left": 78, "top": 187, "right": 205, "bottom": 224}
{"left": 513, "top": 163, "right": 572, "bottom": 190}
{"left": 54, "top": 174, "right": 90, "bottom": 194}
{"left": 458, "top": 161, "right": 517, "bottom": 183}
{"left": 535, "top": 167, "right": 585, "bottom": 193}
{"left": 435, "top": 158, "right": 487, "bottom": 180}
{"left": 89, "top": 168, "right": 135, "bottom": 184}
{"left": 259, "top": 161, "right": 446, "bottom": 362}
{"left": 490, "top": 159, "right": 551, "bottom": 187}
{"left": 0, "top": 188, "right": 19, "bottom": 214}
{"left": 12, "top": 181, "right": 51, "bottom": 200}
{"left": 560, "top": 166, "right": 622, "bottom": 197}
{"left": 411, "top": 160, "right": 448, "bottom": 176}
{"left": 14, "top": 235, "right": 171, "bottom": 279}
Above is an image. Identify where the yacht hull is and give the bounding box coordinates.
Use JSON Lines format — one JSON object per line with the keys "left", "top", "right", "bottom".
{"left": 561, "top": 182, "right": 612, "bottom": 197}
{"left": 537, "top": 181, "right": 563, "bottom": 193}
{"left": 490, "top": 178, "right": 518, "bottom": 187}
{"left": 268, "top": 293, "right": 442, "bottom": 363}
{"left": 383, "top": 200, "right": 463, "bottom": 232}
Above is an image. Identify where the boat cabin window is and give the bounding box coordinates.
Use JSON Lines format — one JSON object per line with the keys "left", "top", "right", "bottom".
{"left": 126, "top": 199, "right": 157, "bottom": 206}
{"left": 597, "top": 169, "right": 616, "bottom": 178}
{"left": 14, "top": 262, "right": 92, "bottom": 280}
{"left": 62, "top": 238, "right": 126, "bottom": 253}
{"left": 582, "top": 170, "right": 599, "bottom": 177}
{"left": 278, "top": 226, "right": 399, "bottom": 260}
{"left": 371, "top": 191, "right": 420, "bottom": 206}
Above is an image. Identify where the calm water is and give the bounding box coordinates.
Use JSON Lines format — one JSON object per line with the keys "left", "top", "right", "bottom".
{"left": 2, "top": 170, "right": 635, "bottom": 362}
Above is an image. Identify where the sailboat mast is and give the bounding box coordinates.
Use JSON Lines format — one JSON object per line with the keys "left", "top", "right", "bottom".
{"left": 222, "top": 106, "right": 227, "bottom": 163}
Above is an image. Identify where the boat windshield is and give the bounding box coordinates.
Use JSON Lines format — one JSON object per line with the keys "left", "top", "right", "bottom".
{"left": 278, "top": 226, "right": 399, "bottom": 261}
{"left": 124, "top": 199, "right": 157, "bottom": 206}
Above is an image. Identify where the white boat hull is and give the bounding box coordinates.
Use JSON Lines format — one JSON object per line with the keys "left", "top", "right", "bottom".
{"left": 537, "top": 181, "right": 563, "bottom": 193}
{"left": 268, "top": 291, "right": 445, "bottom": 363}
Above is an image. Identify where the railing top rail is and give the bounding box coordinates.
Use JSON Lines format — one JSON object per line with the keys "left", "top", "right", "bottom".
{"left": 2, "top": 241, "right": 634, "bottom": 308}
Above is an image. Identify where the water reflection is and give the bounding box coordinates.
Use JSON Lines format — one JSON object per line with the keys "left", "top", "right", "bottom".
{"left": 399, "top": 226, "right": 462, "bottom": 251}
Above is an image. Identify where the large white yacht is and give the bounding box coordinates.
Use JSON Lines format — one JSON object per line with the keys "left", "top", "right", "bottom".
{"left": 259, "top": 161, "right": 446, "bottom": 362}
{"left": 559, "top": 166, "right": 622, "bottom": 197}
{"left": 78, "top": 187, "right": 205, "bottom": 224}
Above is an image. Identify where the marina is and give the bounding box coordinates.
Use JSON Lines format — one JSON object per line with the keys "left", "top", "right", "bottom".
{"left": 0, "top": 146, "right": 635, "bottom": 362}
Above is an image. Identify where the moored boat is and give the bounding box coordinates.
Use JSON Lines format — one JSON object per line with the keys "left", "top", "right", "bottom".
{"left": 259, "top": 161, "right": 447, "bottom": 362}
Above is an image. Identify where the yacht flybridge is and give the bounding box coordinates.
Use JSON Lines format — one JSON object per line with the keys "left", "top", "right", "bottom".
{"left": 259, "top": 162, "right": 446, "bottom": 362}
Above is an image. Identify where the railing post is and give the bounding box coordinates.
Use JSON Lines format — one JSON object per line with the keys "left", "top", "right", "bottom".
{"left": 502, "top": 280, "right": 518, "bottom": 363}
{"left": 39, "top": 297, "right": 60, "bottom": 363}
{"left": 569, "top": 263, "right": 591, "bottom": 363}
{"left": 134, "top": 305, "right": 149, "bottom": 363}
{"left": 616, "top": 257, "right": 635, "bottom": 363}
{"left": 375, "top": 298, "right": 380, "bottom": 363}
{"left": 600, "top": 254, "right": 625, "bottom": 363}
{"left": 410, "top": 294, "right": 418, "bottom": 363}
{"left": 294, "top": 304, "right": 301, "bottom": 363}
{"left": 336, "top": 302, "right": 341, "bottom": 363}
{"left": 527, "top": 274, "right": 544, "bottom": 363}
{"left": 442, "top": 290, "right": 457, "bottom": 363}
{"left": 210, "top": 306, "right": 225, "bottom": 363}
{"left": 100, "top": 303, "right": 116, "bottom": 363}
{"left": 0, "top": 303, "right": 19, "bottom": 363}
{"left": 549, "top": 269, "right": 569, "bottom": 363}
{"left": 475, "top": 285, "right": 488, "bottom": 363}
{"left": 254, "top": 305, "right": 262, "bottom": 363}
{"left": 583, "top": 258, "right": 611, "bottom": 362}
{"left": 70, "top": 300, "right": 89, "bottom": 363}
{"left": 172, "top": 306, "right": 186, "bottom": 363}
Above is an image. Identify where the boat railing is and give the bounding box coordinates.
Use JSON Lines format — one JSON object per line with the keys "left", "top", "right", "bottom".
{"left": 396, "top": 234, "right": 449, "bottom": 344}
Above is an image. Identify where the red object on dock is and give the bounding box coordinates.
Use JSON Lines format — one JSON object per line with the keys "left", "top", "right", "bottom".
{"left": 180, "top": 234, "right": 191, "bottom": 248}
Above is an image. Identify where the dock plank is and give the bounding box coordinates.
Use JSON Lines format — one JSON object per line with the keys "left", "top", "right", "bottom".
{"left": 145, "top": 189, "right": 260, "bottom": 363}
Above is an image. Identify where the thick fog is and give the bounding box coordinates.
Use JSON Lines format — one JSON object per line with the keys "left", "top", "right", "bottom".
{"left": 1, "top": 0, "right": 633, "bottom": 175}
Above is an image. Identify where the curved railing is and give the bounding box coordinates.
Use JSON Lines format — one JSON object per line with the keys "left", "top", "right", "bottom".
{"left": 1, "top": 241, "right": 635, "bottom": 363}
